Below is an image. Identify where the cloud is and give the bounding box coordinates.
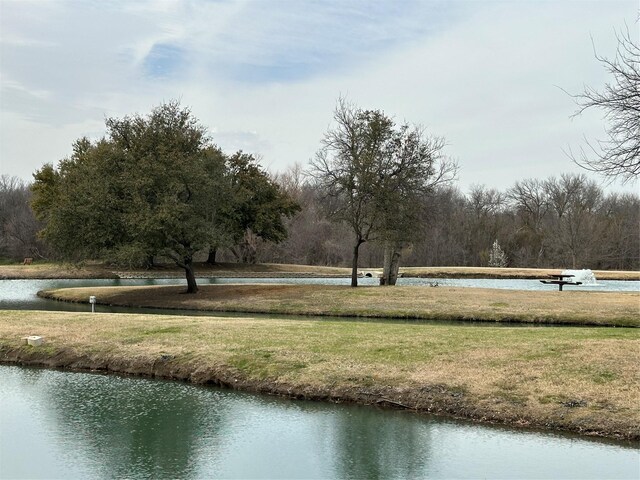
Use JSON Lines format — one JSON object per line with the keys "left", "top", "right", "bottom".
{"left": 0, "top": 0, "right": 637, "bottom": 195}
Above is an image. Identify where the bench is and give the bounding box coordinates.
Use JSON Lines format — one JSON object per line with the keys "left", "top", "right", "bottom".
{"left": 540, "top": 274, "right": 582, "bottom": 291}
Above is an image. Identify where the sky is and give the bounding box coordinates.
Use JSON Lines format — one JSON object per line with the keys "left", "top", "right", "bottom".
{"left": 1, "top": 0, "right": 638, "bottom": 195}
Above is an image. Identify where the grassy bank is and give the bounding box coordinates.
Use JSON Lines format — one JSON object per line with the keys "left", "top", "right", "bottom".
{"left": 40, "top": 284, "right": 640, "bottom": 327}
{"left": 0, "top": 262, "right": 351, "bottom": 280}
{"left": 0, "top": 262, "right": 119, "bottom": 279}
{"left": 2, "top": 262, "right": 638, "bottom": 280}
{"left": 1, "top": 310, "right": 638, "bottom": 440}
{"left": 400, "top": 266, "right": 640, "bottom": 281}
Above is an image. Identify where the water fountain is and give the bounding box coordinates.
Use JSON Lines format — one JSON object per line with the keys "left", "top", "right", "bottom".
{"left": 561, "top": 269, "right": 598, "bottom": 286}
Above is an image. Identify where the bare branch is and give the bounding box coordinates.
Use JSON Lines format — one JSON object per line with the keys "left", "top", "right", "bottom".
{"left": 568, "top": 26, "right": 640, "bottom": 183}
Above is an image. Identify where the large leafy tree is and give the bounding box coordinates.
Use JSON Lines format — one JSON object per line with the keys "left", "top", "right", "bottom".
{"left": 223, "top": 152, "right": 300, "bottom": 264}
{"left": 32, "top": 102, "right": 229, "bottom": 293}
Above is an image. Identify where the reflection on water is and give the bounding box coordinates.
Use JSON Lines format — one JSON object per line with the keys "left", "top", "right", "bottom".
{"left": 1, "top": 366, "right": 637, "bottom": 479}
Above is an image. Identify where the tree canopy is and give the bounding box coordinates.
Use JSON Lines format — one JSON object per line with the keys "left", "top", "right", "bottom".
{"left": 224, "top": 152, "right": 300, "bottom": 263}
{"left": 31, "top": 102, "right": 296, "bottom": 293}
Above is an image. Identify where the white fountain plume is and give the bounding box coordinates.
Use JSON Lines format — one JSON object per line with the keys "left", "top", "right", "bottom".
{"left": 561, "top": 269, "right": 598, "bottom": 286}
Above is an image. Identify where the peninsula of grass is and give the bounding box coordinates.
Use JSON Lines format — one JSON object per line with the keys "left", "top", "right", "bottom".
{"left": 40, "top": 284, "right": 640, "bottom": 327}
{"left": 1, "top": 310, "right": 638, "bottom": 441}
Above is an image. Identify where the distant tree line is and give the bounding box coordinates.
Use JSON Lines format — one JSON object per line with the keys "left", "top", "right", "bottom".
{"left": 0, "top": 175, "right": 47, "bottom": 262}
{"left": 5, "top": 167, "right": 637, "bottom": 273}
{"left": 258, "top": 170, "right": 639, "bottom": 271}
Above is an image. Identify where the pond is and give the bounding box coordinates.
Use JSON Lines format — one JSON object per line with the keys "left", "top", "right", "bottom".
{"left": 1, "top": 365, "right": 637, "bottom": 480}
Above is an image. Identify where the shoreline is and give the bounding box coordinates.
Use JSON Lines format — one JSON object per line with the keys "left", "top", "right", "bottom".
{"left": 2, "top": 348, "right": 638, "bottom": 444}
{"left": 1, "top": 311, "right": 638, "bottom": 442}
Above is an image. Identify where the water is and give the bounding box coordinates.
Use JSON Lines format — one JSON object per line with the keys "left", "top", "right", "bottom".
{"left": 1, "top": 365, "right": 637, "bottom": 479}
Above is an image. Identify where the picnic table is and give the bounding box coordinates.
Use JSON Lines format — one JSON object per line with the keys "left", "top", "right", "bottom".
{"left": 539, "top": 274, "right": 582, "bottom": 291}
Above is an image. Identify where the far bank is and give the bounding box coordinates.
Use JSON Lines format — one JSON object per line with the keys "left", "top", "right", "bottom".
{"left": 1, "top": 262, "right": 638, "bottom": 281}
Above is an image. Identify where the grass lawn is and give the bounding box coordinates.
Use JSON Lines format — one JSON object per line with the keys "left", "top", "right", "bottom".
{"left": 1, "top": 310, "right": 638, "bottom": 440}
{"left": 40, "top": 284, "right": 640, "bottom": 327}
{"left": 0, "top": 261, "right": 352, "bottom": 279}
{"left": 400, "top": 266, "right": 640, "bottom": 281}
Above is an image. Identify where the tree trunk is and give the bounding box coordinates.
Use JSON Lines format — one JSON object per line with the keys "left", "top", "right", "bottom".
{"left": 184, "top": 259, "right": 198, "bottom": 294}
{"left": 239, "top": 230, "right": 258, "bottom": 264}
{"left": 388, "top": 249, "right": 401, "bottom": 285}
{"left": 206, "top": 247, "right": 217, "bottom": 265}
{"left": 351, "top": 240, "right": 363, "bottom": 287}
{"left": 381, "top": 246, "right": 391, "bottom": 285}
{"left": 241, "top": 244, "right": 257, "bottom": 264}
{"left": 381, "top": 243, "right": 402, "bottom": 286}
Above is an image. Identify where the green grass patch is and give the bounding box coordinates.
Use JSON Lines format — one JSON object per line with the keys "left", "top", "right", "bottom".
{"left": 142, "top": 326, "right": 187, "bottom": 336}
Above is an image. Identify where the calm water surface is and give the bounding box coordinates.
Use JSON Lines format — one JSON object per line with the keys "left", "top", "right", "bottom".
{"left": 1, "top": 366, "right": 637, "bottom": 480}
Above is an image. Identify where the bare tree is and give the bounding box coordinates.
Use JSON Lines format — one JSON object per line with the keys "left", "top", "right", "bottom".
{"left": 0, "top": 175, "right": 44, "bottom": 260}
{"left": 544, "top": 174, "right": 602, "bottom": 268}
{"left": 465, "top": 185, "right": 507, "bottom": 266}
{"left": 309, "top": 98, "right": 456, "bottom": 286}
{"left": 569, "top": 27, "right": 640, "bottom": 182}
{"left": 309, "top": 98, "right": 394, "bottom": 286}
{"left": 377, "top": 125, "right": 457, "bottom": 285}
{"left": 508, "top": 179, "right": 550, "bottom": 266}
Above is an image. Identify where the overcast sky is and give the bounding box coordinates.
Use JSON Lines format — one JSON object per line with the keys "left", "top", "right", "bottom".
{"left": 1, "top": 0, "right": 638, "bottom": 194}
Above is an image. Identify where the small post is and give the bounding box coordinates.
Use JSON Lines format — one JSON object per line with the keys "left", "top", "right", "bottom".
{"left": 89, "top": 295, "right": 96, "bottom": 313}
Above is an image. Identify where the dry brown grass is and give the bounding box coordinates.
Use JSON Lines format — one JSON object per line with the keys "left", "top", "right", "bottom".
{"left": 41, "top": 284, "right": 640, "bottom": 327}
{"left": 2, "top": 262, "right": 637, "bottom": 280}
{"left": 1, "top": 310, "right": 638, "bottom": 439}
{"left": 400, "top": 266, "right": 640, "bottom": 281}
{"left": 0, "top": 261, "right": 351, "bottom": 279}
{"left": 0, "top": 262, "right": 118, "bottom": 279}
